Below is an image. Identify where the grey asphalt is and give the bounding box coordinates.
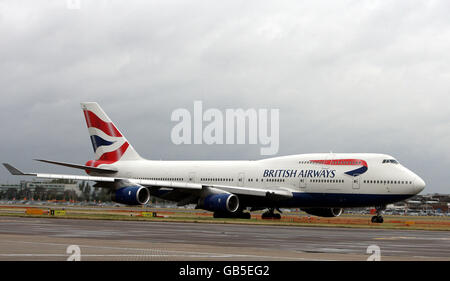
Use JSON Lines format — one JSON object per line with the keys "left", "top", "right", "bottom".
{"left": 0, "top": 216, "right": 448, "bottom": 261}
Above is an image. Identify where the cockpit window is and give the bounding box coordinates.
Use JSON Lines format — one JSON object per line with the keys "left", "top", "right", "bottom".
{"left": 382, "top": 159, "right": 399, "bottom": 164}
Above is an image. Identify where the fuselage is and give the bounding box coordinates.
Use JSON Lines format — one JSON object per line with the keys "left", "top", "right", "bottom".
{"left": 93, "top": 153, "right": 425, "bottom": 209}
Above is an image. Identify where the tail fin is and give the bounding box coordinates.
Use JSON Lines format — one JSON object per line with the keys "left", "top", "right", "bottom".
{"left": 81, "top": 102, "right": 142, "bottom": 164}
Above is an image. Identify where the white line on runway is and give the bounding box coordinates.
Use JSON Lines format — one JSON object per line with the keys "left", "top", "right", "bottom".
{"left": 0, "top": 239, "right": 333, "bottom": 261}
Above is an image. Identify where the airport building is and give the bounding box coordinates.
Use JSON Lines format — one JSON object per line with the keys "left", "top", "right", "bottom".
{"left": 23, "top": 180, "right": 81, "bottom": 196}
{"left": 0, "top": 180, "right": 81, "bottom": 201}
{"left": 0, "top": 184, "right": 21, "bottom": 199}
{"left": 386, "top": 194, "right": 450, "bottom": 215}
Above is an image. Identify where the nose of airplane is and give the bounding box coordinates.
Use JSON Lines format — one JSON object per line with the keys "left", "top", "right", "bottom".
{"left": 414, "top": 177, "right": 426, "bottom": 194}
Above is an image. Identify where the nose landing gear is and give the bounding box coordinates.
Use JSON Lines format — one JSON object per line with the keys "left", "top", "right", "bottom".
{"left": 371, "top": 206, "right": 385, "bottom": 223}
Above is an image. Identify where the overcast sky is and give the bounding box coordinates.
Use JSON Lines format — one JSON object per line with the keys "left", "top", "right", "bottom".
{"left": 0, "top": 0, "right": 449, "bottom": 193}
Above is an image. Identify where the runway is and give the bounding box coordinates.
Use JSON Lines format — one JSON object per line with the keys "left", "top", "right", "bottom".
{"left": 0, "top": 216, "right": 448, "bottom": 261}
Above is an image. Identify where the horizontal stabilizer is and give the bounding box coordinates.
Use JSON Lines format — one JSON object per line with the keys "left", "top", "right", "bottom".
{"left": 2, "top": 163, "right": 35, "bottom": 176}
{"left": 34, "top": 159, "right": 118, "bottom": 174}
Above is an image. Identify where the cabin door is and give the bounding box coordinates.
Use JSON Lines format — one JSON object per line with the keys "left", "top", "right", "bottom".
{"left": 238, "top": 172, "right": 245, "bottom": 187}
{"left": 299, "top": 178, "right": 306, "bottom": 190}
{"left": 188, "top": 172, "right": 196, "bottom": 183}
{"left": 352, "top": 175, "right": 361, "bottom": 189}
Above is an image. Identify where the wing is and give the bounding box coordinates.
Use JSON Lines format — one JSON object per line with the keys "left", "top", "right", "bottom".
{"left": 2, "top": 163, "right": 294, "bottom": 201}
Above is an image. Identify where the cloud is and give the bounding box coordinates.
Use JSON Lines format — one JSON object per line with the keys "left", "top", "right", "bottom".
{"left": 0, "top": 0, "right": 449, "bottom": 193}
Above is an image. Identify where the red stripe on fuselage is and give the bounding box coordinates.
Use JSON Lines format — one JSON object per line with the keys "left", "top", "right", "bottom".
{"left": 83, "top": 110, "right": 122, "bottom": 137}
{"left": 310, "top": 159, "right": 368, "bottom": 167}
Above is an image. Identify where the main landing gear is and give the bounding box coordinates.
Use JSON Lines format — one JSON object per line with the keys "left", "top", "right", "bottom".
{"left": 213, "top": 211, "right": 251, "bottom": 219}
{"left": 371, "top": 206, "right": 385, "bottom": 223}
{"left": 261, "top": 208, "right": 282, "bottom": 219}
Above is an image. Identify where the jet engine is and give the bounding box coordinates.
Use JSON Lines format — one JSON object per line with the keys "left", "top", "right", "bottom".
{"left": 111, "top": 185, "right": 150, "bottom": 205}
{"left": 203, "top": 193, "right": 239, "bottom": 213}
{"left": 197, "top": 187, "right": 240, "bottom": 213}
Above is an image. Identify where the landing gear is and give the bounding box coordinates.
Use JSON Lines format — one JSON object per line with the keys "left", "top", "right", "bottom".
{"left": 261, "top": 208, "right": 281, "bottom": 219}
{"left": 213, "top": 211, "right": 251, "bottom": 219}
{"left": 371, "top": 206, "right": 385, "bottom": 223}
{"left": 371, "top": 216, "right": 384, "bottom": 223}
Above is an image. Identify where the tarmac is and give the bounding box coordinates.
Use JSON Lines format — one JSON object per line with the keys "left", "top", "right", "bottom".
{"left": 0, "top": 216, "right": 449, "bottom": 261}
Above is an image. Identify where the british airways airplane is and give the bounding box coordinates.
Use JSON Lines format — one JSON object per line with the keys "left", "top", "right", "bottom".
{"left": 3, "top": 102, "right": 425, "bottom": 223}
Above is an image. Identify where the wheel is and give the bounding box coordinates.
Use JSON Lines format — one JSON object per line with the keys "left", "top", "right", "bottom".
{"left": 240, "top": 212, "right": 251, "bottom": 219}
{"left": 261, "top": 212, "right": 281, "bottom": 219}
{"left": 371, "top": 216, "right": 384, "bottom": 223}
{"left": 213, "top": 211, "right": 251, "bottom": 219}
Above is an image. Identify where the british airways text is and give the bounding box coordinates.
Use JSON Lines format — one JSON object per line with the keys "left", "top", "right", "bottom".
{"left": 263, "top": 169, "right": 336, "bottom": 178}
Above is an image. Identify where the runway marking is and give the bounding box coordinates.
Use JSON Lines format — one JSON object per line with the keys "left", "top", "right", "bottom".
{"left": 0, "top": 239, "right": 332, "bottom": 261}
{"left": 374, "top": 237, "right": 416, "bottom": 240}
{"left": 374, "top": 236, "right": 450, "bottom": 241}
{"left": 0, "top": 254, "right": 291, "bottom": 258}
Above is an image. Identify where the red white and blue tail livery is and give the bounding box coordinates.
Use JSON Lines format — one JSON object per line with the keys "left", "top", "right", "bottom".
{"left": 3, "top": 102, "right": 426, "bottom": 223}
{"left": 81, "top": 102, "right": 142, "bottom": 169}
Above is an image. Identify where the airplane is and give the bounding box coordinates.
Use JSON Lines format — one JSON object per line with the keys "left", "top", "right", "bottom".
{"left": 3, "top": 102, "right": 426, "bottom": 223}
